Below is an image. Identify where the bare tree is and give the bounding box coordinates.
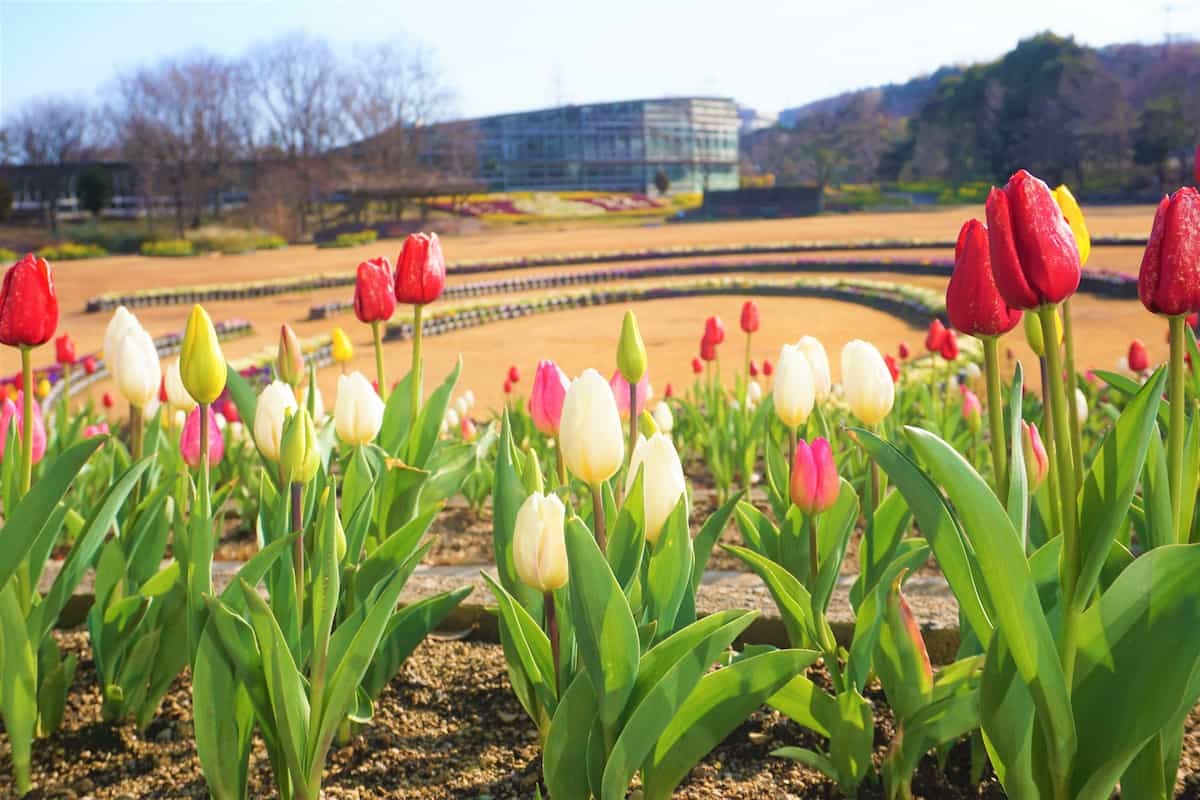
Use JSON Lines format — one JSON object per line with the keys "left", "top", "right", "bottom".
{"left": 2, "top": 97, "right": 91, "bottom": 231}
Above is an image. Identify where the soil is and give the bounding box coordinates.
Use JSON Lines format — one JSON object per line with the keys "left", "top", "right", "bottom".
{"left": 0, "top": 630, "right": 1012, "bottom": 799}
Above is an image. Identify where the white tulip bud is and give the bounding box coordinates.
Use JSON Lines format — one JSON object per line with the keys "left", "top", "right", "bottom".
{"left": 796, "top": 336, "right": 832, "bottom": 401}
{"left": 445, "top": 407, "right": 460, "bottom": 429}
{"left": 254, "top": 380, "right": 299, "bottom": 461}
{"left": 747, "top": 380, "right": 763, "bottom": 405}
{"left": 114, "top": 327, "right": 162, "bottom": 409}
{"left": 103, "top": 305, "right": 141, "bottom": 375}
{"left": 559, "top": 368, "right": 624, "bottom": 485}
{"left": 1075, "top": 387, "right": 1088, "bottom": 423}
{"left": 625, "top": 432, "right": 688, "bottom": 545}
{"left": 455, "top": 396, "right": 470, "bottom": 417}
{"left": 513, "top": 492, "right": 568, "bottom": 592}
{"left": 841, "top": 340, "right": 895, "bottom": 426}
{"left": 334, "top": 372, "right": 385, "bottom": 447}
{"left": 165, "top": 358, "right": 197, "bottom": 412}
{"left": 774, "top": 344, "right": 815, "bottom": 429}
{"left": 651, "top": 401, "right": 674, "bottom": 434}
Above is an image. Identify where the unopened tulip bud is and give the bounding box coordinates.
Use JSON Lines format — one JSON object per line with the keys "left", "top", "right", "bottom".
{"left": 0, "top": 253, "right": 57, "bottom": 347}
{"left": 1022, "top": 421, "right": 1049, "bottom": 492}
{"left": 1052, "top": 184, "right": 1091, "bottom": 267}
{"left": 36, "top": 378, "right": 50, "bottom": 399}
{"left": 898, "top": 343, "right": 910, "bottom": 360}
{"left": 460, "top": 416, "right": 477, "bottom": 441}
{"left": 940, "top": 333, "right": 959, "bottom": 362}
{"left": 841, "top": 340, "right": 895, "bottom": 426}
{"left": 616, "top": 309, "right": 648, "bottom": 383}
{"left": 796, "top": 336, "right": 831, "bottom": 401}
{"left": 513, "top": 492, "right": 568, "bottom": 593}
{"left": 691, "top": 357, "right": 703, "bottom": 374}
{"left": 987, "top": 169, "right": 1081, "bottom": 309}
{"left": 276, "top": 324, "right": 304, "bottom": 387}
{"left": 508, "top": 364, "right": 521, "bottom": 384}
{"left": 445, "top": 407, "right": 460, "bottom": 429}
{"left": 55, "top": 333, "right": 75, "bottom": 365}
{"left": 747, "top": 380, "right": 763, "bottom": 405}
{"left": 651, "top": 401, "right": 674, "bottom": 434}
{"left": 115, "top": 327, "right": 162, "bottom": 409}
{"left": 334, "top": 371, "right": 384, "bottom": 446}
{"left": 740, "top": 300, "right": 760, "bottom": 334}
{"left": 354, "top": 256, "right": 396, "bottom": 324}
{"left": 1023, "top": 309, "right": 1062, "bottom": 357}
{"left": 749, "top": 360, "right": 758, "bottom": 377}
{"left": 762, "top": 359, "right": 773, "bottom": 376}
{"left": 1128, "top": 340, "right": 1149, "bottom": 373}
{"left": 704, "top": 316, "right": 726, "bottom": 346}
{"left": 529, "top": 360, "right": 569, "bottom": 437}
{"left": 103, "top": 306, "right": 141, "bottom": 376}
{"left": 559, "top": 368, "right": 624, "bottom": 486}
{"left": 0, "top": 394, "right": 46, "bottom": 464}
{"left": 254, "top": 380, "right": 299, "bottom": 462}
{"left": 790, "top": 437, "right": 839, "bottom": 515}
{"left": 1075, "top": 387, "right": 1088, "bottom": 423}
{"left": 637, "top": 409, "right": 658, "bottom": 438}
{"left": 925, "top": 319, "right": 948, "bottom": 354}
{"left": 181, "top": 406, "right": 224, "bottom": 469}
{"left": 165, "top": 358, "right": 197, "bottom": 412}
{"left": 946, "top": 219, "right": 1022, "bottom": 337}
{"left": 394, "top": 233, "right": 446, "bottom": 306}
{"left": 82, "top": 355, "right": 97, "bottom": 375}
{"left": 626, "top": 432, "right": 687, "bottom": 545}
{"left": 773, "top": 343, "right": 815, "bottom": 429}
{"left": 280, "top": 406, "right": 320, "bottom": 484}
{"left": 181, "top": 305, "right": 226, "bottom": 404}
{"left": 1139, "top": 188, "right": 1200, "bottom": 316}
{"left": 962, "top": 389, "right": 982, "bottom": 432}
{"left": 331, "top": 327, "right": 354, "bottom": 364}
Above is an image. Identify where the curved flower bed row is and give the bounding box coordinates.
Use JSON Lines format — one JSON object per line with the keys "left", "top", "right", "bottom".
{"left": 83, "top": 234, "right": 1147, "bottom": 313}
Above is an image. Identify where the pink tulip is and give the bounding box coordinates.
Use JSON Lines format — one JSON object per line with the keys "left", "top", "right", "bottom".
{"left": 790, "top": 437, "right": 839, "bottom": 514}
{"left": 0, "top": 393, "right": 46, "bottom": 465}
{"left": 961, "top": 389, "right": 983, "bottom": 431}
{"left": 529, "top": 360, "right": 570, "bottom": 437}
{"left": 1023, "top": 421, "right": 1049, "bottom": 492}
{"left": 180, "top": 405, "right": 224, "bottom": 469}
{"left": 609, "top": 370, "right": 653, "bottom": 419}
{"left": 83, "top": 422, "right": 110, "bottom": 438}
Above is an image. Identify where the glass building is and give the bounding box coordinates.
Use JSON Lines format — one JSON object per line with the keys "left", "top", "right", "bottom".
{"left": 471, "top": 97, "right": 739, "bottom": 193}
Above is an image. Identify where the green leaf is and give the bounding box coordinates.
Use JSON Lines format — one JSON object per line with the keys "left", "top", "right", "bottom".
{"left": 812, "top": 479, "right": 859, "bottom": 619}
{"left": 723, "top": 544, "right": 815, "bottom": 648}
{"left": 224, "top": 364, "right": 259, "bottom": 449}
{"left": 407, "top": 358, "right": 462, "bottom": 467}
{"left": 1141, "top": 424, "right": 1175, "bottom": 551}
{"left": 850, "top": 488, "right": 911, "bottom": 609}
{"left": 772, "top": 747, "right": 840, "bottom": 783}
{"left": 608, "top": 466, "right": 646, "bottom": 591}
{"left": 767, "top": 674, "right": 836, "bottom": 738}
{"left": 0, "top": 581, "right": 37, "bottom": 789}
{"left": 828, "top": 688, "right": 875, "bottom": 794}
{"left": 482, "top": 573, "right": 557, "bottom": 719}
{"left": 883, "top": 687, "right": 981, "bottom": 799}
{"left": 544, "top": 672, "right": 600, "bottom": 800}
{"left": 1005, "top": 363, "right": 1029, "bottom": 541}
{"left": 564, "top": 516, "right": 640, "bottom": 732}
{"left": 361, "top": 587, "right": 472, "bottom": 700}
{"left": 492, "top": 413, "right": 540, "bottom": 615}
{"left": 640, "top": 649, "right": 815, "bottom": 800}
{"left": 689, "top": 490, "right": 743, "bottom": 591}
{"left": 644, "top": 499, "right": 693, "bottom": 639}
{"left": 379, "top": 371, "right": 415, "bottom": 455}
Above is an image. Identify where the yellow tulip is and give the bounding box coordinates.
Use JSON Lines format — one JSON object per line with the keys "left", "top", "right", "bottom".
{"left": 1023, "top": 308, "right": 1062, "bottom": 357}
{"left": 331, "top": 327, "right": 354, "bottom": 364}
{"left": 36, "top": 378, "right": 51, "bottom": 399}
{"left": 1052, "top": 184, "right": 1091, "bottom": 266}
{"left": 181, "top": 305, "right": 226, "bottom": 404}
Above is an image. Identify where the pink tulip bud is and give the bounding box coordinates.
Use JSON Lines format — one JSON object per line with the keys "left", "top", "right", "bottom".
{"left": 1022, "top": 421, "right": 1048, "bottom": 492}
{"left": 609, "top": 370, "right": 653, "bottom": 420}
{"left": 83, "top": 422, "right": 110, "bottom": 438}
{"left": 961, "top": 389, "right": 983, "bottom": 431}
{"left": 0, "top": 393, "right": 46, "bottom": 464}
{"left": 790, "top": 437, "right": 839, "bottom": 514}
{"left": 180, "top": 405, "right": 224, "bottom": 469}
{"left": 529, "top": 360, "right": 570, "bottom": 437}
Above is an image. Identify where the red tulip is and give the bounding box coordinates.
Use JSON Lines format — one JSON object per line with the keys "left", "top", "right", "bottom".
{"left": 460, "top": 416, "right": 477, "bottom": 441}
{"left": 940, "top": 334, "right": 959, "bottom": 362}
{"left": 82, "top": 355, "right": 97, "bottom": 375}
{"left": 1138, "top": 188, "right": 1200, "bottom": 316}
{"left": 1128, "top": 340, "right": 1149, "bottom": 373}
{"left": 985, "top": 169, "right": 1081, "bottom": 309}
{"left": 220, "top": 398, "right": 240, "bottom": 423}
{"left": 762, "top": 359, "right": 773, "bottom": 376}
{"left": 898, "top": 343, "right": 910, "bottom": 360}
{"left": 55, "top": 333, "right": 75, "bottom": 365}
{"left": 700, "top": 334, "right": 717, "bottom": 362}
{"left": 790, "top": 437, "right": 839, "bottom": 515}
{"left": 507, "top": 364, "right": 520, "bottom": 384}
{"left": 1188, "top": 312, "right": 1199, "bottom": 329}
{"left": 925, "top": 319, "right": 948, "bottom": 353}
{"left": 946, "top": 219, "right": 1022, "bottom": 337}
{"left": 884, "top": 354, "right": 900, "bottom": 383}
{"left": 1195, "top": 142, "right": 1200, "bottom": 187}
{"left": 102, "top": 391, "right": 114, "bottom": 409}
{"left": 158, "top": 376, "right": 168, "bottom": 404}
{"left": 664, "top": 382, "right": 674, "bottom": 399}
{"left": 749, "top": 360, "right": 759, "bottom": 377}
{"left": 394, "top": 233, "right": 446, "bottom": 305}
{"left": 691, "top": 357, "right": 703, "bottom": 374}
{"left": 503, "top": 378, "right": 513, "bottom": 395}
{"left": 739, "top": 301, "right": 760, "bottom": 334}
{"left": 704, "top": 316, "right": 726, "bottom": 346}
{"left": 0, "top": 253, "right": 58, "bottom": 348}
{"left": 529, "top": 360, "right": 569, "bottom": 436}
{"left": 354, "top": 256, "right": 397, "bottom": 324}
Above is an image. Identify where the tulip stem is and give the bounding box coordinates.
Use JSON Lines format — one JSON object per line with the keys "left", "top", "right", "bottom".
{"left": 410, "top": 304, "right": 424, "bottom": 418}
{"left": 62, "top": 362, "right": 71, "bottom": 413}
{"left": 982, "top": 337, "right": 1008, "bottom": 497}
{"left": 371, "top": 321, "right": 387, "bottom": 400}
{"left": 628, "top": 381, "right": 639, "bottom": 474}
{"left": 199, "top": 403, "right": 211, "bottom": 518}
{"left": 1061, "top": 299, "right": 1083, "bottom": 477}
{"left": 807, "top": 514, "right": 819, "bottom": 587}
{"left": 1169, "top": 314, "right": 1188, "bottom": 543}
{"left": 1039, "top": 306, "right": 1080, "bottom": 670}
{"left": 555, "top": 438, "right": 568, "bottom": 488}
{"left": 19, "top": 347, "right": 33, "bottom": 496}
{"left": 291, "top": 481, "right": 304, "bottom": 613}
{"left": 590, "top": 482, "right": 607, "bottom": 553}
{"left": 1039, "top": 356, "right": 1062, "bottom": 544}
{"left": 744, "top": 334, "right": 752, "bottom": 380}
{"left": 544, "top": 591, "right": 559, "bottom": 697}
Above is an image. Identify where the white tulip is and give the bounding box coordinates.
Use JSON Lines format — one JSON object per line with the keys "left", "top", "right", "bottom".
{"left": 513, "top": 492, "right": 568, "bottom": 592}
{"left": 1075, "top": 387, "right": 1088, "bottom": 423}
{"left": 114, "top": 327, "right": 162, "bottom": 409}
{"left": 165, "top": 358, "right": 197, "bottom": 412}
{"left": 173, "top": 409, "right": 187, "bottom": 430}
{"left": 455, "top": 395, "right": 470, "bottom": 417}
{"left": 651, "top": 401, "right": 674, "bottom": 434}
{"left": 463, "top": 389, "right": 476, "bottom": 409}
{"left": 841, "top": 340, "right": 895, "bottom": 426}
{"left": 103, "top": 305, "right": 141, "bottom": 375}
{"left": 747, "top": 380, "right": 763, "bottom": 405}
{"left": 445, "top": 407, "right": 460, "bottom": 429}
{"left": 1116, "top": 356, "right": 1131, "bottom": 376}
{"left": 796, "top": 336, "right": 832, "bottom": 401}
{"left": 559, "top": 368, "right": 624, "bottom": 485}
{"left": 625, "top": 432, "right": 688, "bottom": 545}
{"left": 254, "top": 380, "right": 299, "bottom": 461}
{"left": 334, "top": 372, "right": 384, "bottom": 446}
{"left": 774, "top": 344, "right": 815, "bottom": 429}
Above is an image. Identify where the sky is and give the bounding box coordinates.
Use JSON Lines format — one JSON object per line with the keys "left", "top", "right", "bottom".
{"left": 1, "top": 0, "right": 1198, "bottom": 122}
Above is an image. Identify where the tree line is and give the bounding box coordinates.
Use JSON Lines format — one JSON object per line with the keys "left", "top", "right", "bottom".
{"left": 0, "top": 31, "right": 480, "bottom": 238}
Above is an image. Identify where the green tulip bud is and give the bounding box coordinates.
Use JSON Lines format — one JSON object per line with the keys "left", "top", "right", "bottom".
{"left": 638, "top": 409, "right": 658, "bottom": 438}
{"left": 616, "top": 309, "right": 647, "bottom": 384}
{"left": 280, "top": 407, "right": 320, "bottom": 484}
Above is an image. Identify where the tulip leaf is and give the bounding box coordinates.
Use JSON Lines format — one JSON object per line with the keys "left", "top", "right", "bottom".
{"left": 1005, "top": 362, "right": 1029, "bottom": 541}
{"left": 482, "top": 572, "right": 557, "bottom": 720}
{"left": 564, "top": 516, "right": 640, "bottom": 732}
{"left": 1070, "top": 544, "right": 1200, "bottom": 799}
{"left": 1093, "top": 370, "right": 1169, "bottom": 426}
{"left": 355, "top": 510, "right": 437, "bottom": 606}
{"left": 492, "top": 413, "right": 540, "bottom": 615}
{"left": 733, "top": 500, "right": 776, "bottom": 561}
{"left": 640, "top": 649, "right": 816, "bottom": 800}
{"left": 645, "top": 498, "right": 692, "bottom": 640}
{"left": 812, "top": 479, "right": 859, "bottom": 619}
{"left": 849, "top": 487, "right": 911, "bottom": 610}
{"left": 360, "top": 586, "right": 472, "bottom": 701}
{"left": 763, "top": 426, "right": 791, "bottom": 521}
{"left": 608, "top": 466, "right": 646, "bottom": 592}
{"left": 1141, "top": 424, "right": 1174, "bottom": 551}
{"left": 846, "top": 541, "right": 931, "bottom": 694}
{"left": 767, "top": 673, "right": 836, "bottom": 738}
{"left": 544, "top": 671, "right": 600, "bottom": 800}
{"left": 903, "top": 425, "right": 1075, "bottom": 782}
{"left": 723, "top": 544, "right": 815, "bottom": 649}
{"left": 223, "top": 363, "right": 258, "bottom": 443}
{"left": 0, "top": 581, "right": 37, "bottom": 794}
{"left": 408, "top": 358, "right": 462, "bottom": 467}
{"left": 882, "top": 685, "right": 981, "bottom": 799}
{"left": 690, "top": 489, "right": 742, "bottom": 591}
{"left": 1074, "top": 367, "right": 1164, "bottom": 610}
{"left": 1182, "top": 413, "right": 1200, "bottom": 545}
{"left": 601, "top": 611, "right": 760, "bottom": 799}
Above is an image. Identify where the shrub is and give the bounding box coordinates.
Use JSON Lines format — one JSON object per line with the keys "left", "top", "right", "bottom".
{"left": 77, "top": 167, "right": 114, "bottom": 217}
{"left": 255, "top": 234, "right": 287, "bottom": 250}
{"left": 37, "top": 242, "right": 109, "bottom": 260}
{"left": 317, "top": 229, "right": 378, "bottom": 248}
{"left": 0, "top": 248, "right": 17, "bottom": 263}
{"left": 140, "top": 239, "right": 195, "bottom": 257}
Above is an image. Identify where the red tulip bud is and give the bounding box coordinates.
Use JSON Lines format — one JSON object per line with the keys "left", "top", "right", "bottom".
{"left": 946, "top": 219, "right": 1022, "bottom": 337}
{"left": 898, "top": 342, "right": 910, "bottom": 360}
{"left": 762, "top": 359, "right": 773, "bottom": 376}
{"left": 1128, "top": 340, "right": 1149, "bottom": 373}
{"left": 55, "top": 333, "right": 76, "bottom": 365}
{"left": 220, "top": 398, "right": 240, "bottom": 423}
{"left": 503, "top": 378, "right": 513, "bottom": 395}
{"left": 102, "top": 391, "right": 114, "bottom": 409}
{"left": 704, "top": 316, "right": 726, "bottom": 346}
{"left": 691, "top": 357, "right": 703, "bottom": 374}
{"left": 884, "top": 353, "right": 900, "bottom": 383}
{"left": 1138, "top": 188, "right": 1200, "bottom": 317}
{"left": 354, "top": 256, "right": 397, "bottom": 324}
{"left": 664, "top": 382, "right": 674, "bottom": 399}
{"left": 82, "top": 355, "right": 97, "bottom": 375}
{"left": 507, "top": 364, "right": 520, "bottom": 384}
{"left": 739, "top": 301, "right": 760, "bottom": 334}
{"left": 699, "top": 334, "right": 717, "bottom": 362}
{"left": 749, "top": 360, "right": 758, "bottom": 377}
{"left": 394, "top": 233, "right": 446, "bottom": 305}
{"left": 940, "top": 334, "right": 959, "bottom": 362}
{"left": 0, "top": 253, "right": 58, "bottom": 348}
{"left": 925, "top": 320, "right": 948, "bottom": 353}
{"left": 985, "top": 169, "right": 1081, "bottom": 309}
